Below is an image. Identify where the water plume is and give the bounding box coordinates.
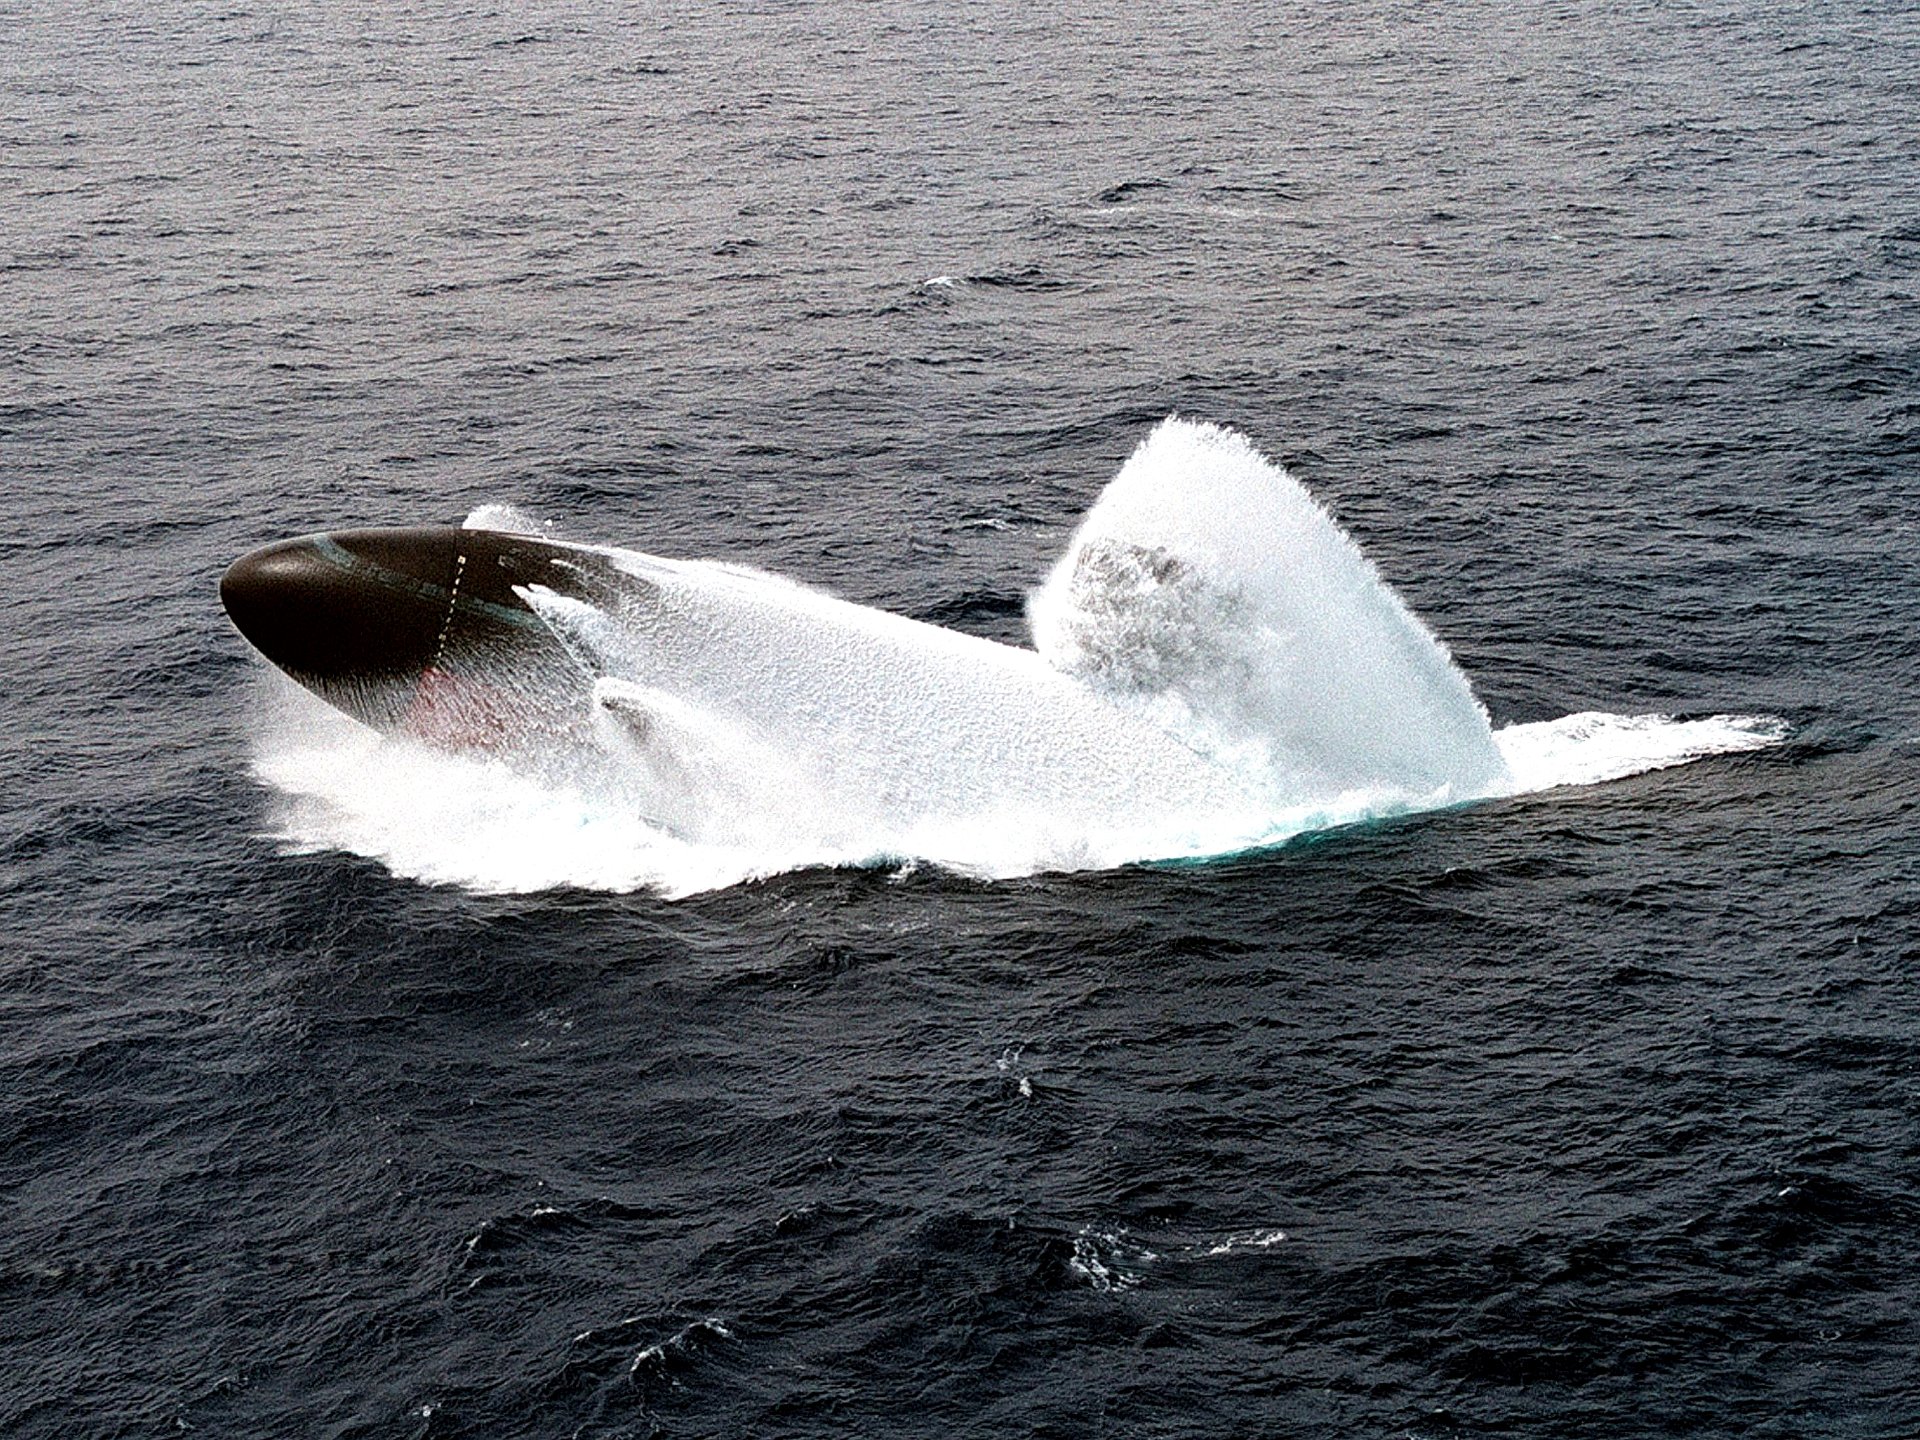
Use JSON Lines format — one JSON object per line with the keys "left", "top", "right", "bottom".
{"left": 1030, "top": 419, "right": 1510, "bottom": 802}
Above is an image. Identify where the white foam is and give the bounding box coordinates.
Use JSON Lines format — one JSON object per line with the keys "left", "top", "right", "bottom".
{"left": 251, "top": 684, "right": 769, "bottom": 898}
{"left": 1196, "top": 1227, "right": 1289, "bottom": 1258}
{"left": 243, "top": 421, "right": 1786, "bottom": 897}
{"left": 461, "top": 502, "right": 549, "bottom": 537}
{"left": 1068, "top": 1227, "right": 1154, "bottom": 1291}
{"left": 1493, "top": 710, "right": 1785, "bottom": 794}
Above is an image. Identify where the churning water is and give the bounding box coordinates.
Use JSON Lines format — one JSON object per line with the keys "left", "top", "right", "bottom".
{"left": 4, "top": 3, "right": 1917, "bottom": 1437}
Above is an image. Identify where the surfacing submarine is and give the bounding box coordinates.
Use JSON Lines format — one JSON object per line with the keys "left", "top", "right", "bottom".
{"left": 221, "top": 424, "right": 1786, "bottom": 890}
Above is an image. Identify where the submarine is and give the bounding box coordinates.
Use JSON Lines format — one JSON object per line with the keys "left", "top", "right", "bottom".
{"left": 218, "top": 424, "right": 1785, "bottom": 892}
{"left": 220, "top": 525, "right": 622, "bottom": 745}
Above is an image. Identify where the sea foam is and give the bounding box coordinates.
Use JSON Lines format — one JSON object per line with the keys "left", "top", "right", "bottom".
{"left": 249, "top": 419, "right": 1784, "bottom": 896}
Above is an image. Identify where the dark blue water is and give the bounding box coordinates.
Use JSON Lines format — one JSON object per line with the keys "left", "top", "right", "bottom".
{"left": 5, "top": 3, "right": 1918, "bottom": 1435}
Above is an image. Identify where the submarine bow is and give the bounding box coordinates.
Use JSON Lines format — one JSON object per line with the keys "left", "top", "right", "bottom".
{"left": 220, "top": 526, "right": 613, "bottom": 734}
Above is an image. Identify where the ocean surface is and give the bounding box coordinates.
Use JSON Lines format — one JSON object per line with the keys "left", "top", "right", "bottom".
{"left": 4, "top": 2, "right": 1918, "bottom": 1436}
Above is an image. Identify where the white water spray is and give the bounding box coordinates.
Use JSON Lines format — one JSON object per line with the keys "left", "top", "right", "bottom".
{"left": 250, "top": 419, "right": 1783, "bottom": 896}
{"left": 1030, "top": 420, "right": 1509, "bottom": 802}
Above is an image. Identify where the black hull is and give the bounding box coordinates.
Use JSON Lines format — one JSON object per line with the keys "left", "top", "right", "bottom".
{"left": 220, "top": 526, "right": 617, "bottom": 735}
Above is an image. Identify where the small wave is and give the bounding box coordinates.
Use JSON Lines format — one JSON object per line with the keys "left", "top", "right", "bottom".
{"left": 996, "top": 1044, "right": 1034, "bottom": 1099}
{"left": 966, "top": 265, "right": 1072, "bottom": 291}
{"left": 1068, "top": 1227, "right": 1155, "bottom": 1291}
{"left": 1097, "top": 178, "right": 1172, "bottom": 204}
{"left": 1194, "top": 1227, "right": 1289, "bottom": 1258}
{"left": 628, "top": 1317, "right": 734, "bottom": 1379}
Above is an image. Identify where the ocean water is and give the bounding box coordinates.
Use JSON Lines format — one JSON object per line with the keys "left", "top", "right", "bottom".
{"left": 4, "top": 2, "right": 1918, "bottom": 1436}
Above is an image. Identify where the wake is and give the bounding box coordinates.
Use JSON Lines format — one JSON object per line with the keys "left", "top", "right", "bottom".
{"left": 249, "top": 420, "right": 1783, "bottom": 896}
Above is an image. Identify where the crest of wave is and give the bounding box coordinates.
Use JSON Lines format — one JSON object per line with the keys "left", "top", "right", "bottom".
{"left": 252, "top": 420, "right": 1781, "bottom": 895}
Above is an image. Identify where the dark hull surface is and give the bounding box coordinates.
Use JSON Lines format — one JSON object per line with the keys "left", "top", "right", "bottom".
{"left": 220, "top": 526, "right": 615, "bottom": 735}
